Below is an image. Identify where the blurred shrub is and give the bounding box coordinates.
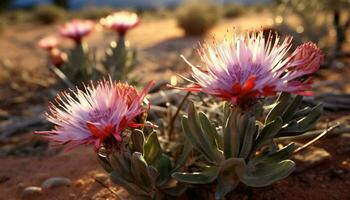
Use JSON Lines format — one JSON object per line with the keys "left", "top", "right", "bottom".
{"left": 0, "top": 0, "right": 12, "bottom": 12}
{"left": 3, "top": 10, "right": 33, "bottom": 24}
{"left": 223, "top": 3, "right": 245, "bottom": 18}
{"left": 176, "top": 0, "right": 221, "bottom": 36}
{"left": 78, "top": 6, "right": 115, "bottom": 20}
{"left": 0, "top": 20, "right": 4, "bottom": 35}
{"left": 34, "top": 5, "right": 65, "bottom": 24}
{"left": 53, "top": 0, "right": 69, "bottom": 9}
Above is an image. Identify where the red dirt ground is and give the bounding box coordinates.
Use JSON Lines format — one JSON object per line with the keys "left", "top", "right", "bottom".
{"left": 1, "top": 13, "right": 350, "bottom": 200}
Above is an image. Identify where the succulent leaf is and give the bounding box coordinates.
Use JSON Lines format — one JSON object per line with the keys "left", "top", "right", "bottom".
{"left": 282, "top": 95, "right": 303, "bottom": 122}
{"left": 172, "top": 141, "right": 192, "bottom": 173}
{"left": 144, "top": 132, "right": 162, "bottom": 164}
{"left": 110, "top": 171, "right": 149, "bottom": 196}
{"left": 172, "top": 166, "right": 219, "bottom": 184}
{"left": 215, "top": 158, "right": 246, "bottom": 200}
{"left": 255, "top": 117, "right": 283, "bottom": 149}
{"left": 131, "top": 129, "right": 145, "bottom": 153}
{"left": 223, "top": 110, "right": 241, "bottom": 159}
{"left": 130, "top": 152, "right": 153, "bottom": 192}
{"left": 239, "top": 116, "right": 256, "bottom": 159}
{"left": 241, "top": 160, "right": 295, "bottom": 187}
{"left": 266, "top": 92, "right": 291, "bottom": 124}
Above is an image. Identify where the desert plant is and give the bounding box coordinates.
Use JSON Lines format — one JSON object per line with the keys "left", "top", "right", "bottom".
{"left": 53, "top": 0, "right": 70, "bottom": 9}
{"left": 34, "top": 5, "right": 65, "bottom": 24}
{"left": 176, "top": 0, "right": 221, "bottom": 36}
{"left": 173, "top": 93, "right": 323, "bottom": 199}
{"left": 223, "top": 3, "right": 245, "bottom": 18}
{"left": 100, "top": 11, "right": 140, "bottom": 81}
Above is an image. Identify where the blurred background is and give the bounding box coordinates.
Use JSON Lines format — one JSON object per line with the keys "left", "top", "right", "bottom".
{"left": 1, "top": 0, "right": 350, "bottom": 199}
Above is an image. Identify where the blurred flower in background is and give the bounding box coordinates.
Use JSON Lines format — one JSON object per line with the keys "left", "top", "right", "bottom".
{"left": 100, "top": 11, "right": 140, "bottom": 37}
{"left": 38, "top": 35, "right": 60, "bottom": 51}
{"left": 59, "top": 19, "right": 95, "bottom": 44}
{"left": 49, "top": 48, "right": 67, "bottom": 68}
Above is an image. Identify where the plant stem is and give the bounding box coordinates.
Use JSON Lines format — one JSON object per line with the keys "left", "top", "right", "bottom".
{"left": 293, "top": 123, "right": 341, "bottom": 154}
{"left": 168, "top": 91, "right": 191, "bottom": 140}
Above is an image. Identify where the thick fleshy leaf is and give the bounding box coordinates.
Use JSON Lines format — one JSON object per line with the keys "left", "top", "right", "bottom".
{"left": 266, "top": 92, "right": 290, "bottom": 124}
{"left": 172, "top": 141, "right": 192, "bottom": 173}
{"left": 187, "top": 103, "right": 222, "bottom": 163}
{"left": 249, "top": 143, "right": 295, "bottom": 166}
{"left": 144, "top": 132, "right": 162, "bottom": 164}
{"left": 239, "top": 116, "right": 256, "bottom": 159}
{"left": 255, "top": 117, "right": 283, "bottom": 149}
{"left": 131, "top": 129, "right": 145, "bottom": 153}
{"left": 130, "top": 152, "right": 153, "bottom": 192}
{"left": 109, "top": 151, "right": 132, "bottom": 181}
{"left": 198, "top": 112, "right": 223, "bottom": 151}
{"left": 172, "top": 166, "right": 219, "bottom": 184}
{"left": 223, "top": 110, "right": 241, "bottom": 159}
{"left": 241, "top": 160, "right": 295, "bottom": 187}
{"left": 153, "top": 153, "right": 172, "bottom": 186}
{"left": 97, "top": 154, "right": 113, "bottom": 173}
{"left": 215, "top": 158, "right": 246, "bottom": 200}
{"left": 282, "top": 95, "right": 303, "bottom": 122}
{"left": 279, "top": 104, "right": 323, "bottom": 136}
{"left": 110, "top": 171, "right": 149, "bottom": 196}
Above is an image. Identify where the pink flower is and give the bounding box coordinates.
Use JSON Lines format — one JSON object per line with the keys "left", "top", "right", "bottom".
{"left": 38, "top": 35, "right": 59, "bottom": 51}
{"left": 36, "top": 79, "right": 154, "bottom": 151}
{"left": 49, "top": 49, "right": 67, "bottom": 67}
{"left": 59, "top": 19, "right": 94, "bottom": 44}
{"left": 182, "top": 31, "right": 323, "bottom": 107}
{"left": 100, "top": 11, "right": 140, "bottom": 37}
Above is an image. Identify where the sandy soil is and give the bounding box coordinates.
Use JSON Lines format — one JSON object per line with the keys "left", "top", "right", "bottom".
{"left": 1, "top": 12, "right": 350, "bottom": 200}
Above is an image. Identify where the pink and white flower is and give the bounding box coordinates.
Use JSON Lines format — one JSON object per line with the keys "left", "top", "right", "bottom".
{"left": 59, "top": 19, "right": 94, "bottom": 44}
{"left": 36, "top": 79, "right": 154, "bottom": 150}
{"left": 49, "top": 48, "right": 67, "bottom": 67}
{"left": 182, "top": 31, "right": 323, "bottom": 107}
{"left": 100, "top": 11, "right": 140, "bottom": 37}
{"left": 38, "top": 35, "right": 59, "bottom": 51}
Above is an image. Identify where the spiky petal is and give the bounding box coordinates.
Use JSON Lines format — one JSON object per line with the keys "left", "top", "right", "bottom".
{"left": 36, "top": 79, "right": 154, "bottom": 151}
{"left": 183, "top": 31, "right": 323, "bottom": 107}
{"left": 59, "top": 19, "right": 94, "bottom": 44}
{"left": 100, "top": 11, "right": 140, "bottom": 37}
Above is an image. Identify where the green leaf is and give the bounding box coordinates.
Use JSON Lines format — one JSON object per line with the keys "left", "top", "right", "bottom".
{"left": 266, "top": 92, "right": 291, "bottom": 124}
{"left": 144, "top": 132, "right": 162, "bottom": 165}
{"left": 153, "top": 153, "right": 172, "bottom": 186}
{"left": 250, "top": 143, "right": 295, "bottom": 166}
{"left": 198, "top": 112, "right": 223, "bottom": 150}
{"left": 223, "top": 110, "right": 241, "bottom": 159}
{"left": 282, "top": 95, "right": 303, "bottom": 122}
{"left": 187, "top": 103, "right": 222, "bottom": 163}
{"left": 131, "top": 129, "right": 145, "bottom": 153}
{"left": 241, "top": 160, "right": 295, "bottom": 187}
{"left": 172, "top": 166, "right": 219, "bottom": 184}
{"left": 130, "top": 152, "right": 153, "bottom": 192}
{"left": 255, "top": 117, "right": 283, "bottom": 149}
{"left": 239, "top": 116, "right": 256, "bottom": 159}
{"left": 279, "top": 104, "right": 323, "bottom": 136}
{"left": 97, "top": 154, "right": 113, "bottom": 173}
{"left": 172, "top": 141, "right": 192, "bottom": 173}
{"left": 215, "top": 158, "right": 246, "bottom": 200}
{"left": 110, "top": 171, "right": 149, "bottom": 196}
{"left": 109, "top": 151, "right": 132, "bottom": 181}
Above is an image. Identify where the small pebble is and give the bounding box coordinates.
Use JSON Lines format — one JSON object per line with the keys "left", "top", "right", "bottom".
{"left": 22, "top": 186, "right": 42, "bottom": 198}
{"left": 94, "top": 173, "right": 109, "bottom": 183}
{"left": 42, "top": 177, "right": 72, "bottom": 189}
